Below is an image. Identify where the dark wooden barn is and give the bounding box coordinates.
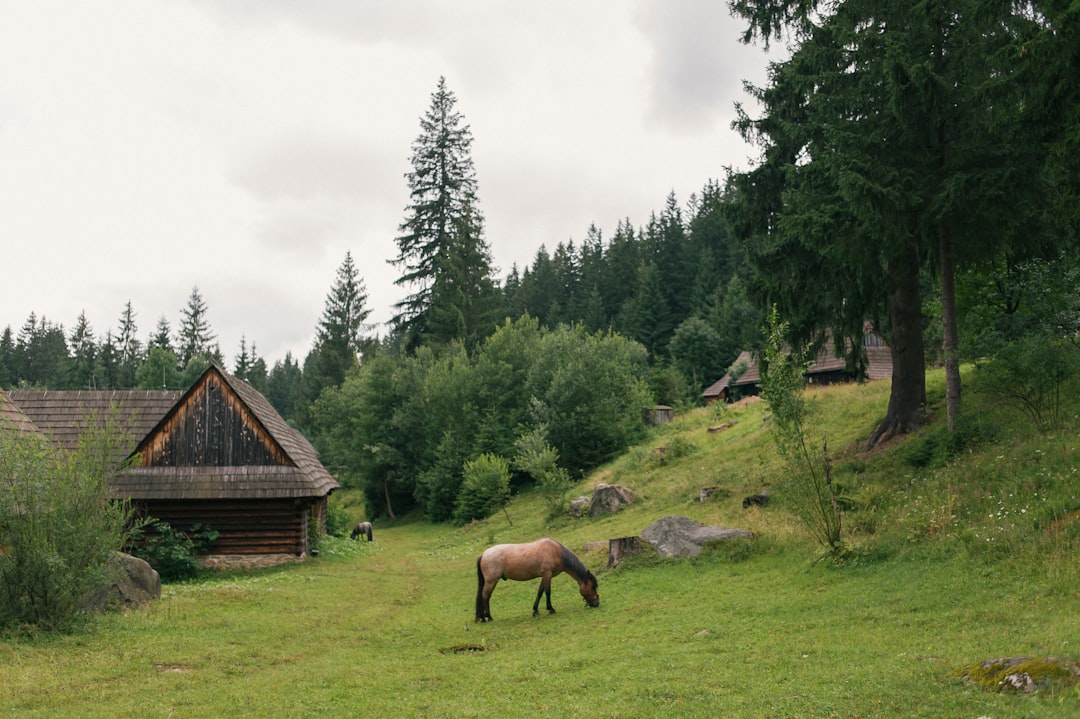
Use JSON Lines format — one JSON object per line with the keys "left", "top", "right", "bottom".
{"left": 702, "top": 331, "right": 893, "bottom": 404}
{"left": 6, "top": 366, "right": 338, "bottom": 568}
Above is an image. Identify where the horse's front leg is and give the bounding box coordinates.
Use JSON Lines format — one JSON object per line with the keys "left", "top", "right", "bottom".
{"left": 533, "top": 576, "right": 553, "bottom": 616}
{"left": 533, "top": 576, "right": 555, "bottom": 616}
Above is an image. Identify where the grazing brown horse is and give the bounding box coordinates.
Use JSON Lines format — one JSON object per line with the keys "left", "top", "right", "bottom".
{"left": 350, "top": 521, "right": 373, "bottom": 541}
{"left": 475, "top": 538, "right": 599, "bottom": 622}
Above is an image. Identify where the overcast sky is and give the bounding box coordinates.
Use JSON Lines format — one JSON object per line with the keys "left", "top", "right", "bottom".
{"left": 0, "top": 0, "right": 772, "bottom": 368}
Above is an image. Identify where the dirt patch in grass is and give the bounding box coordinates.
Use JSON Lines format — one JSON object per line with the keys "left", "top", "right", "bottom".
{"left": 441, "top": 643, "right": 494, "bottom": 654}
{"left": 154, "top": 663, "right": 191, "bottom": 673}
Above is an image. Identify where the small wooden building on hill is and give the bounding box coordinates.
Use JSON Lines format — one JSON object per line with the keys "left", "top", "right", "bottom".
{"left": 702, "top": 331, "right": 893, "bottom": 404}
{"left": 5, "top": 365, "right": 338, "bottom": 567}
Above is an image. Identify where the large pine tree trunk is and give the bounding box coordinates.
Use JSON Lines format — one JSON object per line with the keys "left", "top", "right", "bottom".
{"left": 869, "top": 250, "right": 926, "bottom": 447}
{"left": 383, "top": 480, "right": 397, "bottom": 521}
{"left": 939, "top": 223, "right": 961, "bottom": 431}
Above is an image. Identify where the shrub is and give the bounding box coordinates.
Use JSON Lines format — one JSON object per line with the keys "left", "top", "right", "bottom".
{"left": 130, "top": 521, "right": 218, "bottom": 582}
{"left": 975, "top": 337, "right": 1080, "bottom": 432}
{"left": 324, "top": 496, "right": 353, "bottom": 538}
{"left": 453, "top": 453, "right": 511, "bottom": 525}
{"left": 512, "top": 427, "right": 572, "bottom": 518}
{"left": 0, "top": 414, "right": 139, "bottom": 631}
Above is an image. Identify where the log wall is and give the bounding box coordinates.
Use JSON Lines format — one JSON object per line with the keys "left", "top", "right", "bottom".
{"left": 137, "top": 498, "right": 318, "bottom": 556}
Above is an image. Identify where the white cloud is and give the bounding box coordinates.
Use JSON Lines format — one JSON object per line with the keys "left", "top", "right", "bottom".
{"left": 0, "top": 0, "right": 770, "bottom": 369}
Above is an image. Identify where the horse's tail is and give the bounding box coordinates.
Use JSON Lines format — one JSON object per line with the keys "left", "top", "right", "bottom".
{"left": 475, "top": 556, "right": 485, "bottom": 619}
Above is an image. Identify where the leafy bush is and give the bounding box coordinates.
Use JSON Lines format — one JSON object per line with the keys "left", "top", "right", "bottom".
{"left": 453, "top": 453, "right": 511, "bottom": 525}
{"left": 130, "top": 521, "right": 218, "bottom": 582}
{"left": 648, "top": 434, "right": 697, "bottom": 467}
{"left": 324, "top": 496, "right": 354, "bottom": 538}
{"left": 512, "top": 426, "right": 572, "bottom": 518}
{"left": 0, "top": 415, "right": 138, "bottom": 632}
{"left": 975, "top": 337, "right": 1080, "bottom": 432}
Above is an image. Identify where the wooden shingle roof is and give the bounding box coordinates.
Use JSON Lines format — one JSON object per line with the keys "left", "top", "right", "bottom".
{"left": 7, "top": 389, "right": 182, "bottom": 453}
{"left": 0, "top": 388, "right": 40, "bottom": 435}
{"left": 702, "top": 351, "right": 758, "bottom": 401}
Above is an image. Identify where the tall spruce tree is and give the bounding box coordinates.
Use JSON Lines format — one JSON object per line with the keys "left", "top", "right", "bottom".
{"left": 391, "top": 77, "right": 498, "bottom": 351}
{"left": 176, "top": 287, "right": 217, "bottom": 369}
{"left": 68, "top": 311, "right": 97, "bottom": 390}
{"left": 728, "top": 0, "right": 1050, "bottom": 443}
{"left": 309, "top": 251, "right": 371, "bottom": 390}
{"left": 15, "top": 314, "right": 70, "bottom": 388}
{"left": 149, "top": 316, "right": 173, "bottom": 353}
{"left": 0, "top": 327, "right": 14, "bottom": 388}
{"left": 96, "top": 331, "right": 120, "bottom": 390}
{"left": 115, "top": 301, "right": 141, "bottom": 389}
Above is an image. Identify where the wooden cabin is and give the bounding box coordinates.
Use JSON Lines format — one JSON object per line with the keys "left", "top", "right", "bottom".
{"left": 6, "top": 365, "right": 338, "bottom": 568}
{"left": 702, "top": 331, "right": 892, "bottom": 404}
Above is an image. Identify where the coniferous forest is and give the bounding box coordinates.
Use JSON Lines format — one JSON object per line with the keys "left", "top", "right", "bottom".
{"left": 3, "top": 2, "right": 1079, "bottom": 522}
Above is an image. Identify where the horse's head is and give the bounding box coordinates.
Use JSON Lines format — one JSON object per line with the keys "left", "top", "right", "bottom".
{"left": 579, "top": 571, "right": 600, "bottom": 608}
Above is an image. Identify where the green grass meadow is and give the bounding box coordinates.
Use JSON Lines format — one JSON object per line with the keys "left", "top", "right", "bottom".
{"left": 2, "top": 368, "right": 1079, "bottom": 718}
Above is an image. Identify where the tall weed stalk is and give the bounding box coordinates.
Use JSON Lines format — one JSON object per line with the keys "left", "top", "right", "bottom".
{"left": 760, "top": 308, "right": 843, "bottom": 554}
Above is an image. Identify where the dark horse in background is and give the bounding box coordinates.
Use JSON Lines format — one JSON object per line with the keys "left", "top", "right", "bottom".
{"left": 350, "top": 521, "right": 373, "bottom": 541}
{"left": 475, "top": 538, "right": 599, "bottom": 622}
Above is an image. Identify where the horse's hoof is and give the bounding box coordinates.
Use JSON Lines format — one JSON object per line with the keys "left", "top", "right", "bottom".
{"left": 532, "top": 611, "right": 539, "bottom": 617}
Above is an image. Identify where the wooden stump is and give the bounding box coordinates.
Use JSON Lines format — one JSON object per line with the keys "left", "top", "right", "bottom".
{"left": 607, "top": 536, "right": 642, "bottom": 568}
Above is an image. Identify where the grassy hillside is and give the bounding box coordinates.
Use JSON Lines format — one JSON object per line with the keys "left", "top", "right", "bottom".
{"left": 2, "top": 367, "right": 1078, "bottom": 718}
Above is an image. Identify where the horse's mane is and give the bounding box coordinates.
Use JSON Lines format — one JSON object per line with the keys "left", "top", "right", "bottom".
{"left": 559, "top": 543, "right": 597, "bottom": 587}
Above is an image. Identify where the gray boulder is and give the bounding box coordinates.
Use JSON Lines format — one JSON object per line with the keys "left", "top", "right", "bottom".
{"left": 641, "top": 515, "right": 752, "bottom": 558}
{"left": 568, "top": 496, "right": 591, "bottom": 518}
{"left": 84, "top": 552, "right": 161, "bottom": 612}
{"left": 589, "top": 483, "right": 637, "bottom": 516}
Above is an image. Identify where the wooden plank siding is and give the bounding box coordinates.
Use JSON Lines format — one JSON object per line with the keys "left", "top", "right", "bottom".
{"left": 135, "top": 498, "right": 313, "bottom": 555}
{"left": 138, "top": 373, "right": 290, "bottom": 468}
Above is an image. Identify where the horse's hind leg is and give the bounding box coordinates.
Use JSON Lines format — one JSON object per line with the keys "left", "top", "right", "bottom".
{"left": 476, "top": 561, "right": 494, "bottom": 622}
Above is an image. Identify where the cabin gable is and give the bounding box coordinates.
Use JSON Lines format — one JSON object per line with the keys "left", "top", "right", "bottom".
{"left": 136, "top": 371, "right": 290, "bottom": 468}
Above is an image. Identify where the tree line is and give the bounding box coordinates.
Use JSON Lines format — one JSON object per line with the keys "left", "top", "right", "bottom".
{"left": 4, "top": 0, "right": 1079, "bottom": 524}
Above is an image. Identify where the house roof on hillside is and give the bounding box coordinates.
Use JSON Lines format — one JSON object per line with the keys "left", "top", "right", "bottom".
{"left": 703, "top": 333, "right": 892, "bottom": 402}
{"left": 702, "top": 351, "right": 759, "bottom": 401}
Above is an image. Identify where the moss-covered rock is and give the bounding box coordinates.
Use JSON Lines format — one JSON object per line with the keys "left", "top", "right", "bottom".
{"left": 950, "top": 656, "right": 1080, "bottom": 694}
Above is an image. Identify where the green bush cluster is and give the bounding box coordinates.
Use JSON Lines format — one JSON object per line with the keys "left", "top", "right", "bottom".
{"left": 312, "top": 317, "right": 653, "bottom": 522}
{"left": 453, "top": 453, "right": 511, "bottom": 526}
{"left": 324, "top": 496, "right": 354, "bottom": 538}
{"left": 0, "top": 415, "right": 137, "bottom": 632}
{"left": 129, "top": 521, "right": 219, "bottom": 582}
